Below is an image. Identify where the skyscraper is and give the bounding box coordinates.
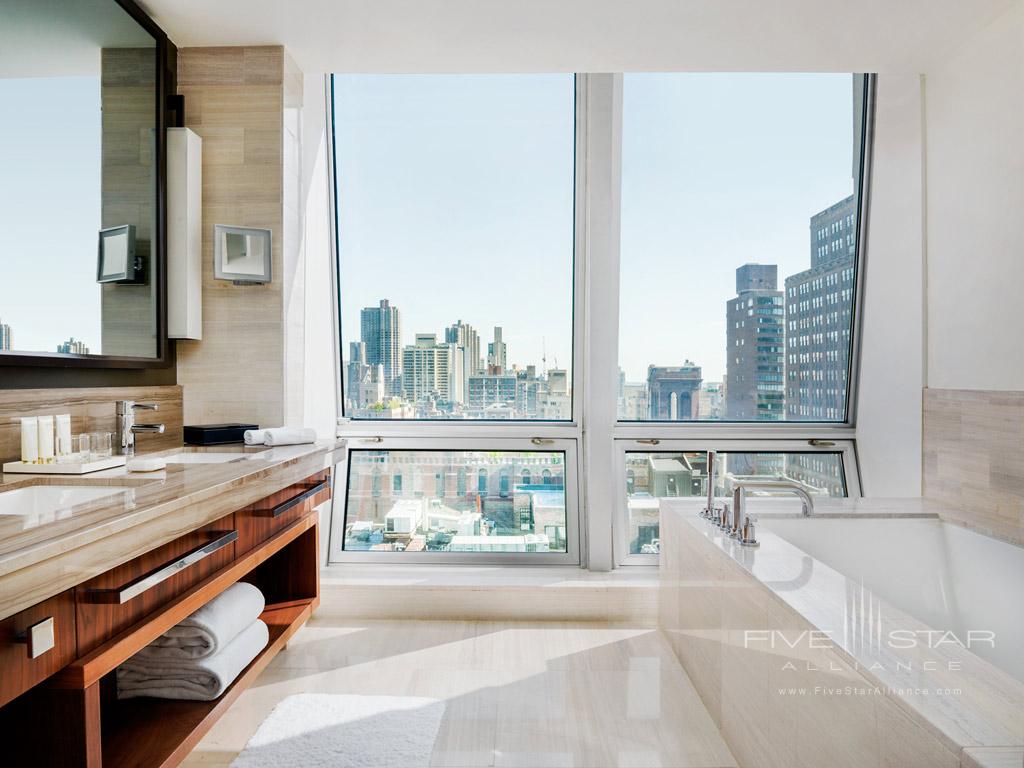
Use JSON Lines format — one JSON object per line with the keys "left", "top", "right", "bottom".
{"left": 784, "top": 194, "right": 857, "bottom": 422}
{"left": 647, "top": 363, "right": 702, "bottom": 420}
{"left": 402, "top": 334, "right": 464, "bottom": 405}
{"left": 726, "top": 264, "right": 785, "bottom": 420}
{"left": 445, "top": 320, "right": 482, "bottom": 401}
{"left": 0, "top": 320, "right": 10, "bottom": 352}
{"left": 57, "top": 337, "right": 89, "bottom": 355}
{"left": 361, "top": 299, "right": 402, "bottom": 394}
{"left": 487, "top": 327, "right": 507, "bottom": 374}
{"left": 346, "top": 341, "right": 368, "bottom": 410}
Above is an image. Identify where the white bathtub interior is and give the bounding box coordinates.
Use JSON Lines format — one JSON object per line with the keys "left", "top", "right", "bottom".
{"left": 760, "top": 517, "right": 1024, "bottom": 682}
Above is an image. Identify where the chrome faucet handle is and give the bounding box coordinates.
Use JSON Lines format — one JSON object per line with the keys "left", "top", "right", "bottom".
{"left": 740, "top": 515, "right": 760, "bottom": 548}
{"left": 133, "top": 402, "right": 159, "bottom": 411}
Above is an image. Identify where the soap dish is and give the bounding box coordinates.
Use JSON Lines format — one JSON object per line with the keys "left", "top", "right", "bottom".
{"left": 126, "top": 457, "right": 167, "bottom": 473}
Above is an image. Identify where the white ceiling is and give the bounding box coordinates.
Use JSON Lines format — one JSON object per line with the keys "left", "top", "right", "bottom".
{"left": 140, "top": 0, "right": 1018, "bottom": 74}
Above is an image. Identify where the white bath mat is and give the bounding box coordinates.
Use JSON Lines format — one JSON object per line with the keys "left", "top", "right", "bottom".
{"left": 229, "top": 693, "right": 445, "bottom": 768}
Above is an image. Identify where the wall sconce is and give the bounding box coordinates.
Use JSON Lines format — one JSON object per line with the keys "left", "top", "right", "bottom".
{"left": 213, "top": 224, "right": 272, "bottom": 284}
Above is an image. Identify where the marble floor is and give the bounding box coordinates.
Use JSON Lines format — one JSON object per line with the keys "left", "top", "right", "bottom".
{"left": 182, "top": 613, "right": 736, "bottom": 767}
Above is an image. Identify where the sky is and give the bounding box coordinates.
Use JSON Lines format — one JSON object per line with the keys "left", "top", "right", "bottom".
{"left": 0, "top": 76, "right": 103, "bottom": 353}
{"left": 333, "top": 72, "right": 855, "bottom": 386}
{"left": 333, "top": 74, "right": 576, "bottom": 377}
{"left": 619, "top": 73, "right": 856, "bottom": 383}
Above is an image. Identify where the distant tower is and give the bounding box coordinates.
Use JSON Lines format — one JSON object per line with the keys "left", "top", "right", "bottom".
{"left": 0, "top": 319, "right": 11, "bottom": 352}
{"left": 360, "top": 299, "right": 402, "bottom": 394}
{"left": 726, "top": 264, "right": 784, "bottom": 421}
{"left": 56, "top": 337, "right": 89, "bottom": 355}
{"left": 445, "top": 319, "right": 482, "bottom": 400}
{"left": 647, "top": 363, "right": 702, "bottom": 420}
{"left": 487, "top": 326, "right": 507, "bottom": 375}
{"left": 785, "top": 194, "right": 857, "bottom": 421}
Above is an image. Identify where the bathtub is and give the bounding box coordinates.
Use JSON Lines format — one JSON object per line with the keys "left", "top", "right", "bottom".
{"left": 659, "top": 499, "right": 1024, "bottom": 768}
{"left": 760, "top": 516, "right": 1024, "bottom": 682}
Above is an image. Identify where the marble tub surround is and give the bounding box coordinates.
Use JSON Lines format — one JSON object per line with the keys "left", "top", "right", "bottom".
{"left": 924, "top": 388, "right": 1024, "bottom": 545}
{"left": 0, "top": 384, "right": 183, "bottom": 463}
{"left": 0, "top": 439, "right": 344, "bottom": 621}
{"left": 659, "top": 501, "right": 1024, "bottom": 768}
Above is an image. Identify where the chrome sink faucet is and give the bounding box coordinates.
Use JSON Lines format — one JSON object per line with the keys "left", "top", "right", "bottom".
{"left": 115, "top": 400, "right": 165, "bottom": 457}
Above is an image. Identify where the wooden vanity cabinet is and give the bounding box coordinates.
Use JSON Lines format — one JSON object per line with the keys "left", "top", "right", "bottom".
{"left": 75, "top": 517, "right": 238, "bottom": 656}
{"left": 0, "top": 467, "right": 330, "bottom": 767}
{"left": 235, "top": 469, "right": 331, "bottom": 553}
{"left": 0, "top": 590, "right": 77, "bottom": 708}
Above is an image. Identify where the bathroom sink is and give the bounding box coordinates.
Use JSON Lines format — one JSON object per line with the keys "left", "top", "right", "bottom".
{"left": 162, "top": 451, "right": 267, "bottom": 464}
{"left": 0, "top": 485, "right": 135, "bottom": 525}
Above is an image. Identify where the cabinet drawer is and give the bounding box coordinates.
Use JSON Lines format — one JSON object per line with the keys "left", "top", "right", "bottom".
{"left": 236, "top": 470, "right": 331, "bottom": 553}
{"left": 0, "top": 590, "right": 76, "bottom": 708}
{"left": 75, "top": 516, "right": 236, "bottom": 655}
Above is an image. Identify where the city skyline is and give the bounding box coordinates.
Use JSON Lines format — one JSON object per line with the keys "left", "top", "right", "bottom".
{"left": 332, "top": 73, "right": 857, "bottom": 390}
{"left": 342, "top": 186, "right": 857, "bottom": 422}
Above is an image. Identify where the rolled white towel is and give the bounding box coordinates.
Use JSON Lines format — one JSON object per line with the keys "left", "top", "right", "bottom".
{"left": 243, "top": 429, "right": 266, "bottom": 446}
{"left": 262, "top": 427, "right": 317, "bottom": 447}
{"left": 117, "top": 619, "right": 269, "bottom": 701}
{"left": 132, "top": 582, "right": 265, "bottom": 661}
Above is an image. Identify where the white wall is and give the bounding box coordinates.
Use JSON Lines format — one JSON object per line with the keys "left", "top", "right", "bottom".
{"left": 856, "top": 75, "right": 925, "bottom": 496}
{"left": 299, "top": 72, "right": 340, "bottom": 437}
{"left": 924, "top": 1, "right": 1024, "bottom": 391}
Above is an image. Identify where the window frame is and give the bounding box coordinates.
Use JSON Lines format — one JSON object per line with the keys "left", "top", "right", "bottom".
{"left": 325, "top": 73, "right": 877, "bottom": 570}
{"left": 613, "top": 72, "right": 874, "bottom": 429}
{"left": 328, "top": 73, "right": 584, "bottom": 428}
{"left": 327, "top": 436, "right": 582, "bottom": 565}
{"left": 613, "top": 438, "right": 861, "bottom": 565}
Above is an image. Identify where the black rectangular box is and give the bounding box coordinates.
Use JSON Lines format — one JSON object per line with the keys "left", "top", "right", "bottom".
{"left": 183, "top": 423, "right": 259, "bottom": 446}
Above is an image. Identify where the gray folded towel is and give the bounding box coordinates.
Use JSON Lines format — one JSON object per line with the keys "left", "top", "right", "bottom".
{"left": 133, "top": 582, "right": 265, "bottom": 661}
{"left": 117, "top": 619, "right": 269, "bottom": 701}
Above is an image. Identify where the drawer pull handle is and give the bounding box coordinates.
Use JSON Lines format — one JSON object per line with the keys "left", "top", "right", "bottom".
{"left": 84, "top": 530, "right": 238, "bottom": 605}
{"left": 252, "top": 479, "right": 330, "bottom": 519}
{"left": 15, "top": 617, "right": 56, "bottom": 659}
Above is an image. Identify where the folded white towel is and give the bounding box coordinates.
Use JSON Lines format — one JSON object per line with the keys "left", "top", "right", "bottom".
{"left": 243, "top": 429, "right": 266, "bottom": 446}
{"left": 133, "top": 582, "right": 265, "bottom": 661}
{"left": 262, "top": 427, "right": 317, "bottom": 447}
{"left": 117, "top": 619, "right": 269, "bottom": 701}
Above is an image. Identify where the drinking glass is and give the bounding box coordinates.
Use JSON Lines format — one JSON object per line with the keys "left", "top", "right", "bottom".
{"left": 89, "top": 432, "right": 112, "bottom": 459}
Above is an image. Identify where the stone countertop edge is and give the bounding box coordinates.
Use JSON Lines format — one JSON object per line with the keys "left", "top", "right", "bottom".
{"left": 0, "top": 440, "right": 344, "bottom": 599}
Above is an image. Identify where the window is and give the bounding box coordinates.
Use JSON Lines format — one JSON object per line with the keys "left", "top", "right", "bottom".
{"left": 618, "top": 446, "right": 855, "bottom": 561}
{"left": 332, "top": 75, "right": 576, "bottom": 421}
{"left": 339, "top": 446, "right": 578, "bottom": 562}
{"left": 617, "top": 74, "right": 866, "bottom": 423}
{"left": 328, "top": 73, "right": 873, "bottom": 568}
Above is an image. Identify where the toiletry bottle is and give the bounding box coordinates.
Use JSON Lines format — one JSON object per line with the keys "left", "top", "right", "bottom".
{"left": 21, "top": 417, "right": 39, "bottom": 464}
{"left": 56, "top": 414, "right": 72, "bottom": 462}
{"left": 38, "top": 415, "right": 55, "bottom": 464}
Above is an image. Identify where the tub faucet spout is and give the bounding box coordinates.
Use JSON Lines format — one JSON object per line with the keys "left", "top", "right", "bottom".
{"left": 728, "top": 477, "right": 817, "bottom": 547}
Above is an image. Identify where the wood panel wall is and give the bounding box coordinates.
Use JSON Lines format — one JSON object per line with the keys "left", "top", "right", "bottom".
{"left": 923, "top": 388, "right": 1024, "bottom": 544}
{"left": 0, "top": 385, "right": 182, "bottom": 463}
{"left": 174, "top": 46, "right": 303, "bottom": 430}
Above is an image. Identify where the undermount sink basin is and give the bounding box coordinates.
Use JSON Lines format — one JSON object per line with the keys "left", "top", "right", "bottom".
{"left": 0, "top": 486, "right": 135, "bottom": 524}
{"left": 162, "top": 451, "right": 266, "bottom": 464}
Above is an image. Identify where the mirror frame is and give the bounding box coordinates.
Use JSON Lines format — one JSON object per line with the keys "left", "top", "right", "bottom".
{"left": 0, "top": 0, "right": 176, "bottom": 370}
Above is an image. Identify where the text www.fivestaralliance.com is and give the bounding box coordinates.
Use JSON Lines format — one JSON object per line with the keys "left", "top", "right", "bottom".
{"left": 777, "top": 686, "right": 962, "bottom": 697}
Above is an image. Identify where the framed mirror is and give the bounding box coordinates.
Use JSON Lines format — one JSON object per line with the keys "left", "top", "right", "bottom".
{"left": 0, "top": 0, "right": 173, "bottom": 368}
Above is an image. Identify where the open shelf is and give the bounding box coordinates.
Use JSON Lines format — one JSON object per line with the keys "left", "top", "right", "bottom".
{"left": 100, "top": 601, "right": 312, "bottom": 768}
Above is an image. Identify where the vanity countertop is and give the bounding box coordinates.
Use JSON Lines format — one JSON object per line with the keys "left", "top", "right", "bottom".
{"left": 0, "top": 439, "right": 345, "bottom": 620}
